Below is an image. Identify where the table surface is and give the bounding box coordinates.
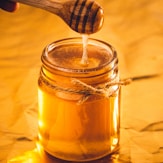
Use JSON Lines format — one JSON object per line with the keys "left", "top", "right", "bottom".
{"left": 0, "top": 0, "right": 163, "bottom": 162}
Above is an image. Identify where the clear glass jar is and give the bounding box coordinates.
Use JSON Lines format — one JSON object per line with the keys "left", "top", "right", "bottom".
{"left": 38, "top": 37, "right": 120, "bottom": 161}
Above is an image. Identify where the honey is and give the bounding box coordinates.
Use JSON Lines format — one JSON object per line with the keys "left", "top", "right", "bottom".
{"left": 38, "top": 38, "right": 120, "bottom": 161}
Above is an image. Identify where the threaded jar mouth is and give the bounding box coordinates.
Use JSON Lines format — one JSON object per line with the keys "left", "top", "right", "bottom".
{"left": 41, "top": 37, "right": 118, "bottom": 79}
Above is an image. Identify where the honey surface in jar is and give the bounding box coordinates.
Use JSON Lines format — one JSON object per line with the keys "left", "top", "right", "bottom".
{"left": 38, "top": 38, "right": 120, "bottom": 161}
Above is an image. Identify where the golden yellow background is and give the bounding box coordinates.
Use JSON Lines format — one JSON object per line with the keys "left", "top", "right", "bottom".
{"left": 0, "top": 0, "right": 163, "bottom": 162}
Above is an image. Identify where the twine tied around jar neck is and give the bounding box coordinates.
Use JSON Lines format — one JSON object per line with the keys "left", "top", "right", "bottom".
{"left": 72, "top": 78, "right": 131, "bottom": 104}
{"left": 40, "top": 76, "right": 131, "bottom": 104}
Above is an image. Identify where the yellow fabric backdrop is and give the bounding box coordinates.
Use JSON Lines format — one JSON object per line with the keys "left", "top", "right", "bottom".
{"left": 0, "top": 0, "right": 163, "bottom": 162}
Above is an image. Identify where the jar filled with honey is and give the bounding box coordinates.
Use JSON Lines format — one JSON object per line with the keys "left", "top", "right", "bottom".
{"left": 38, "top": 37, "right": 120, "bottom": 161}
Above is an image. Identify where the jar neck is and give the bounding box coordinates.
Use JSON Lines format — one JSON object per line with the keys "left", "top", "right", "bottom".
{"left": 39, "top": 37, "right": 119, "bottom": 96}
{"left": 40, "top": 57, "right": 119, "bottom": 86}
{"left": 39, "top": 61, "right": 119, "bottom": 103}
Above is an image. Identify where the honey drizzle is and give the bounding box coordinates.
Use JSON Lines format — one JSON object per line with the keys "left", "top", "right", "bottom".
{"left": 80, "top": 34, "right": 89, "bottom": 66}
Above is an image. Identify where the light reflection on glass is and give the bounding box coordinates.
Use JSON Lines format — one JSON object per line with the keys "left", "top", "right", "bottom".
{"left": 113, "top": 94, "right": 119, "bottom": 133}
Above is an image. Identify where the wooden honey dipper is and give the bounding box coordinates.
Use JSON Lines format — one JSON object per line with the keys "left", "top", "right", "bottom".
{"left": 11, "top": 0, "right": 104, "bottom": 34}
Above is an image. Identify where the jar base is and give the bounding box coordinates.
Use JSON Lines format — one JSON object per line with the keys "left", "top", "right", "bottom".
{"left": 43, "top": 143, "right": 119, "bottom": 162}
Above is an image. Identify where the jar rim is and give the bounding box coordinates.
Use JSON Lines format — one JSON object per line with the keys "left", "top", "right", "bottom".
{"left": 41, "top": 37, "right": 118, "bottom": 77}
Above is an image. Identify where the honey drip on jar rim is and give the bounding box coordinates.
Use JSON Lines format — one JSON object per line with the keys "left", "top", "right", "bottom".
{"left": 80, "top": 34, "right": 89, "bottom": 66}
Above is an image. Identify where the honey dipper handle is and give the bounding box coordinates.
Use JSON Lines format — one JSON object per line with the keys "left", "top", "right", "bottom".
{"left": 10, "top": 0, "right": 104, "bottom": 34}
{"left": 11, "top": 0, "right": 63, "bottom": 14}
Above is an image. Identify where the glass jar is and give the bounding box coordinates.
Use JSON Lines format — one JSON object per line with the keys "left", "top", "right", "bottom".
{"left": 38, "top": 37, "right": 120, "bottom": 161}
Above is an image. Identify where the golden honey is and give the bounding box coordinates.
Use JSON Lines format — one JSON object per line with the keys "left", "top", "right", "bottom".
{"left": 38, "top": 38, "right": 120, "bottom": 161}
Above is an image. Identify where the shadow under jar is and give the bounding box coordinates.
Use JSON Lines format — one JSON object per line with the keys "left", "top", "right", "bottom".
{"left": 38, "top": 37, "right": 121, "bottom": 162}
